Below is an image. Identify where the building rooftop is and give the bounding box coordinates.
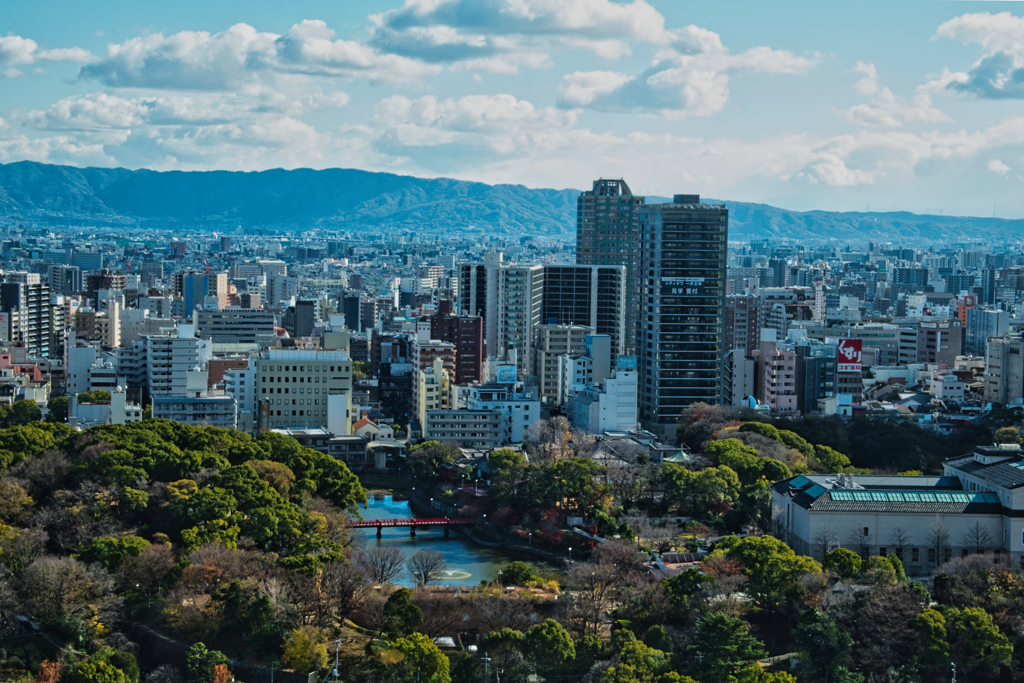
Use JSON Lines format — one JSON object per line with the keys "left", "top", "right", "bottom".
{"left": 772, "top": 473, "right": 1001, "bottom": 514}
{"left": 945, "top": 449, "right": 1024, "bottom": 489}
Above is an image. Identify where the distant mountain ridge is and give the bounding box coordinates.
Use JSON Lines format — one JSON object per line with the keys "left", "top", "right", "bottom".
{"left": 0, "top": 160, "right": 1020, "bottom": 242}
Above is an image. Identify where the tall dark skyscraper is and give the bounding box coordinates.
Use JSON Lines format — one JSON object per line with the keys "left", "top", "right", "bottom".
{"left": 576, "top": 179, "right": 644, "bottom": 355}
{"left": 638, "top": 194, "right": 728, "bottom": 438}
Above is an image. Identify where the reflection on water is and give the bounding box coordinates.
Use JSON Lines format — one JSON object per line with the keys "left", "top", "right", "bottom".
{"left": 357, "top": 495, "right": 508, "bottom": 587}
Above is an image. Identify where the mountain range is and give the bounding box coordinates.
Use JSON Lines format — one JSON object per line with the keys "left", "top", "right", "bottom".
{"left": 0, "top": 160, "right": 1021, "bottom": 243}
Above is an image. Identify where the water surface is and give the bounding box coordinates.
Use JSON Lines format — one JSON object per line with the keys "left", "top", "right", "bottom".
{"left": 356, "top": 494, "right": 511, "bottom": 587}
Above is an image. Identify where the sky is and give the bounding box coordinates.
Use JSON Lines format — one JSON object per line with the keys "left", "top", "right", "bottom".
{"left": 3, "top": 0, "right": 1024, "bottom": 217}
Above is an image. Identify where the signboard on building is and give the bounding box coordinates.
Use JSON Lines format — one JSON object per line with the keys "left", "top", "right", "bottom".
{"left": 495, "top": 365, "right": 518, "bottom": 384}
{"left": 660, "top": 277, "right": 705, "bottom": 296}
{"left": 837, "top": 339, "right": 863, "bottom": 373}
{"left": 615, "top": 356, "right": 638, "bottom": 370}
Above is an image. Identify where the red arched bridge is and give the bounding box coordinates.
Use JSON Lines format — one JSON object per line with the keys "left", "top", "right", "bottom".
{"left": 347, "top": 518, "right": 475, "bottom": 538}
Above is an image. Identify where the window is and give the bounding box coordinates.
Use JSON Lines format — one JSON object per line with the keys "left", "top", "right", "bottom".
{"left": 879, "top": 547, "right": 887, "bottom": 557}
{"left": 928, "top": 548, "right": 936, "bottom": 563}
{"left": 961, "top": 549, "right": 969, "bottom": 558}
{"left": 944, "top": 549, "right": 952, "bottom": 563}
{"left": 863, "top": 527, "right": 869, "bottom": 537}
{"left": 912, "top": 548, "right": 920, "bottom": 563}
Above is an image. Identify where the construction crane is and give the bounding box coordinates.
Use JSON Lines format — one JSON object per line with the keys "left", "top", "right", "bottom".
{"left": 202, "top": 255, "right": 210, "bottom": 275}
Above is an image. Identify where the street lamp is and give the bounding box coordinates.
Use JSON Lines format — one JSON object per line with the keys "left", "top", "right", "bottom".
{"left": 529, "top": 532, "right": 532, "bottom": 546}
{"left": 568, "top": 546, "right": 572, "bottom": 560}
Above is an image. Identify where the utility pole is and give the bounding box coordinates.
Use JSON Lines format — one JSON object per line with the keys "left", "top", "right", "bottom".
{"left": 334, "top": 639, "right": 341, "bottom": 682}
{"left": 482, "top": 652, "right": 491, "bottom": 683}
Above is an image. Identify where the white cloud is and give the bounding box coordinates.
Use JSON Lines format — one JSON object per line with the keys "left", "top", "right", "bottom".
{"left": 837, "top": 61, "right": 950, "bottom": 128}
{"left": 557, "top": 26, "right": 816, "bottom": 118}
{"left": 373, "top": 93, "right": 579, "bottom": 162}
{"left": 989, "top": 159, "right": 1011, "bottom": 174}
{"left": 79, "top": 21, "right": 435, "bottom": 91}
{"left": 368, "top": 0, "right": 674, "bottom": 72}
{"left": 0, "top": 34, "right": 95, "bottom": 68}
{"left": 935, "top": 12, "right": 1024, "bottom": 99}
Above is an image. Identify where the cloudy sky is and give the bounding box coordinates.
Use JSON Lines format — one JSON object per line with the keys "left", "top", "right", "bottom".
{"left": 3, "top": 0, "right": 1024, "bottom": 217}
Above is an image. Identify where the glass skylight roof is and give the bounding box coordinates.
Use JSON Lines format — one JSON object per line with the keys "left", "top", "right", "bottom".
{"left": 829, "top": 490, "right": 998, "bottom": 504}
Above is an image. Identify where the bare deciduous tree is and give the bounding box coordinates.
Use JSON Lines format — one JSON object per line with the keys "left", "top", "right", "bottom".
{"left": 959, "top": 522, "right": 993, "bottom": 555}
{"left": 927, "top": 520, "right": 951, "bottom": 566}
{"left": 407, "top": 550, "right": 447, "bottom": 586}
{"left": 846, "top": 528, "right": 872, "bottom": 560}
{"left": 356, "top": 547, "right": 406, "bottom": 585}
{"left": 888, "top": 527, "right": 913, "bottom": 562}
{"left": 771, "top": 506, "right": 787, "bottom": 539}
{"left": 119, "top": 543, "right": 176, "bottom": 592}
{"left": 19, "top": 556, "right": 120, "bottom": 627}
{"left": 473, "top": 594, "right": 536, "bottom": 633}
{"left": 563, "top": 562, "right": 620, "bottom": 637}
{"left": 525, "top": 417, "right": 596, "bottom": 464}
{"left": 814, "top": 527, "right": 839, "bottom": 558}
{"left": 147, "top": 665, "right": 184, "bottom": 683}
{"left": 413, "top": 590, "right": 465, "bottom": 638}
{"left": 322, "top": 560, "right": 372, "bottom": 621}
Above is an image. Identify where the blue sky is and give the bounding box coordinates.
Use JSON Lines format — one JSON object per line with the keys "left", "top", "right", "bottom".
{"left": 3, "top": 0, "right": 1024, "bottom": 217}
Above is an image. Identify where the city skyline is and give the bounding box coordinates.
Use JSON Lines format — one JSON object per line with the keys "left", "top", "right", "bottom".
{"left": 3, "top": 1, "right": 1024, "bottom": 218}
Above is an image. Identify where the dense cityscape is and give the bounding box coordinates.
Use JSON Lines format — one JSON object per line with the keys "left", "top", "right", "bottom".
{"left": 5, "top": 0, "right": 1024, "bottom": 681}
{"left": 0, "top": 172, "right": 1019, "bottom": 682}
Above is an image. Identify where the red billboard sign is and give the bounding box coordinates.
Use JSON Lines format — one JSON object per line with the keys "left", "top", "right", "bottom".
{"left": 837, "top": 339, "right": 863, "bottom": 373}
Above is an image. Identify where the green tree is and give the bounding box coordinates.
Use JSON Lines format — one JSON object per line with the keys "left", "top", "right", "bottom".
{"left": 7, "top": 399, "right": 42, "bottom": 425}
{"left": 497, "top": 561, "right": 537, "bottom": 586}
{"left": 523, "top": 619, "right": 576, "bottom": 674}
{"left": 777, "top": 430, "right": 814, "bottom": 458}
{"left": 794, "top": 611, "right": 854, "bottom": 683}
{"left": 913, "top": 608, "right": 949, "bottom": 673}
{"left": 407, "top": 441, "right": 461, "bottom": 478}
{"left": 550, "top": 457, "right": 611, "bottom": 515}
{"left": 738, "top": 422, "right": 781, "bottom": 441}
{"left": 994, "top": 426, "right": 1022, "bottom": 444}
{"left": 282, "top": 626, "right": 329, "bottom": 673}
{"left": 690, "top": 612, "right": 767, "bottom": 683}
{"left": 704, "top": 439, "right": 763, "bottom": 485}
{"left": 245, "top": 459, "right": 296, "bottom": 494}
{"left": 185, "top": 643, "right": 228, "bottom": 683}
{"left": 814, "top": 445, "right": 852, "bottom": 473}
{"left": 691, "top": 466, "right": 740, "bottom": 514}
{"left": 64, "top": 660, "right": 130, "bottom": 683}
{"left": 391, "top": 632, "right": 451, "bottom": 683}
{"left": 489, "top": 448, "right": 529, "bottom": 500}
{"left": 730, "top": 666, "right": 798, "bottom": 683}
{"left": 382, "top": 588, "right": 422, "bottom": 638}
{"left": 480, "top": 627, "right": 525, "bottom": 654}
{"left": 945, "top": 606, "right": 1012, "bottom": 676}
{"left": 76, "top": 535, "right": 150, "bottom": 573}
{"left": 823, "top": 548, "right": 862, "bottom": 580}
{"left": 644, "top": 625, "right": 673, "bottom": 654}
{"left": 47, "top": 396, "right": 69, "bottom": 423}
{"left": 725, "top": 536, "right": 822, "bottom": 609}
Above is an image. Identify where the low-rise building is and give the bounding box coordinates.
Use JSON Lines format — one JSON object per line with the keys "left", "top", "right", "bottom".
{"left": 774, "top": 443, "right": 1024, "bottom": 575}
{"left": 152, "top": 394, "right": 237, "bottom": 429}
{"left": 424, "top": 409, "right": 505, "bottom": 449}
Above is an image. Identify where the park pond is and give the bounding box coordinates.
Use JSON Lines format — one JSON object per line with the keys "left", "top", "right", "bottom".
{"left": 355, "top": 494, "right": 514, "bottom": 587}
